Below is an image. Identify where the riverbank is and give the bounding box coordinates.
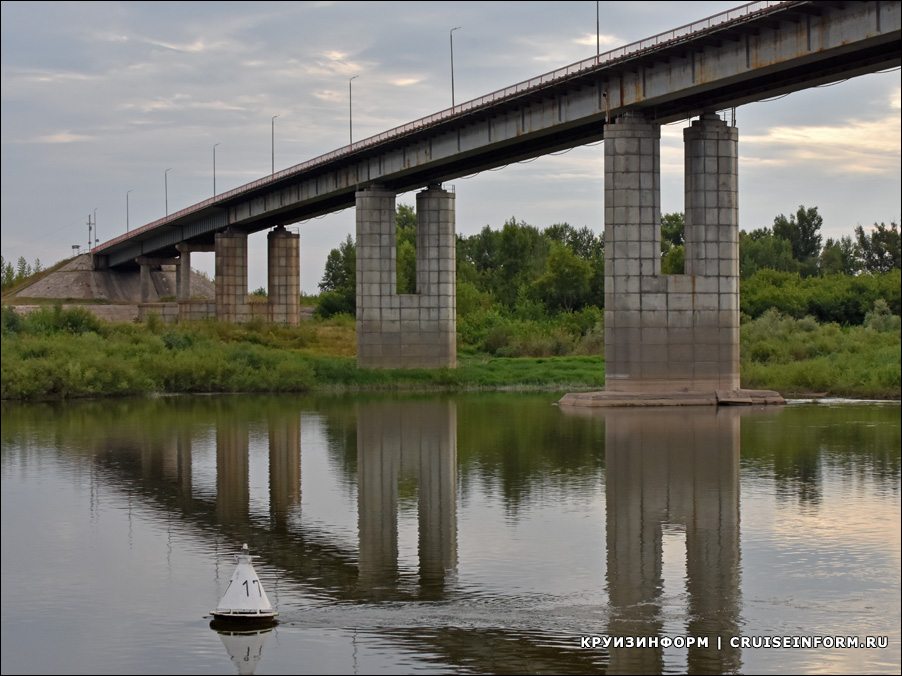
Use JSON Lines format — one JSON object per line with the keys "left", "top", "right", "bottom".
{"left": 1, "top": 304, "right": 899, "bottom": 401}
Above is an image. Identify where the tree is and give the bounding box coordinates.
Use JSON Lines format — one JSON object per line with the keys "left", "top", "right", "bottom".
{"left": 545, "top": 223, "right": 601, "bottom": 260}
{"left": 661, "top": 212, "right": 685, "bottom": 249}
{"left": 493, "top": 218, "right": 549, "bottom": 308}
{"left": 532, "top": 242, "right": 594, "bottom": 312}
{"left": 855, "top": 221, "right": 901, "bottom": 273}
{"left": 16, "top": 256, "right": 31, "bottom": 281}
{"left": 396, "top": 204, "right": 417, "bottom": 294}
{"left": 739, "top": 228, "right": 798, "bottom": 279}
{"left": 772, "top": 205, "right": 823, "bottom": 275}
{"left": 819, "top": 236, "right": 858, "bottom": 276}
{"left": 0, "top": 256, "right": 13, "bottom": 291}
{"left": 660, "top": 212, "right": 685, "bottom": 274}
{"left": 316, "top": 234, "right": 356, "bottom": 318}
{"left": 319, "top": 235, "right": 355, "bottom": 293}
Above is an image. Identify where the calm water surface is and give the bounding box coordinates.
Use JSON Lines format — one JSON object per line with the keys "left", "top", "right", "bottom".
{"left": 1, "top": 394, "right": 899, "bottom": 674}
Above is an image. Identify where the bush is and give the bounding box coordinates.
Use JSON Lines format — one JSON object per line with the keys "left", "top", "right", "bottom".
{"left": 864, "top": 299, "right": 902, "bottom": 333}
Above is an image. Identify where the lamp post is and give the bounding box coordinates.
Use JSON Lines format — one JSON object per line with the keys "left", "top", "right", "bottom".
{"left": 93, "top": 207, "right": 98, "bottom": 245}
{"left": 213, "top": 143, "right": 220, "bottom": 196}
{"left": 596, "top": 1, "right": 600, "bottom": 58}
{"left": 165, "top": 168, "right": 172, "bottom": 216}
{"left": 126, "top": 190, "right": 132, "bottom": 232}
{"left": 271, "top": 115, "right": 279, "bottom": 175}
{"left": 349, "top": 75, "right": 358, "bottom": 146}
{"left": 450, "top": 27, "right": 461, "bottom": 108}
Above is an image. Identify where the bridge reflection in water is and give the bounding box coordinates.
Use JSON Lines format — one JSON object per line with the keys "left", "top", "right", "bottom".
{"left": 596, "top": 407, "right": 743, "bottom": 675}
{"left": 5, "top": 395, "right": 787, "bottom": 674}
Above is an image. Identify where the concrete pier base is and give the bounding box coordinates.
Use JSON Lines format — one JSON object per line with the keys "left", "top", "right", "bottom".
{"left": 559, "top": 389, "right": 785, "bottom": 407}
{"left": 356, "top": 185, "right": 456, "bottom": 369}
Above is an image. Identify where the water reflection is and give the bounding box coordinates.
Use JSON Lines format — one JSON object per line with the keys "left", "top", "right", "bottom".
{"left": 1, "top": 396, "right": 898, "bottom": 676}
{"left": 214, "top": 626, "right": 272, "bottom": 675}
{"left": 595, "top": 406, "right": 748, "bottom": 674}
{"left": 357, "top": 400, "right": 457, "bottom": 599}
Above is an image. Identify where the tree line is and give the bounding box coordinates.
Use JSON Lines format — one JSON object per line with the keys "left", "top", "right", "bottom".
{"left": 317, "top": 204, "right": 900, "bottom": 326}
{"left": 739, "top": 206, "right": 900, "bottom": 278}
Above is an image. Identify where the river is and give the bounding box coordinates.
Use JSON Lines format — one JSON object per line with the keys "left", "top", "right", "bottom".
{"left": 1, "top": 394, "right": 899, "bottom": 674}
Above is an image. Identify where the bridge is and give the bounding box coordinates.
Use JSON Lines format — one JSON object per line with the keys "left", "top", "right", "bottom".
{"left": 91, "top": 1, "right": 901, "bottom": 392}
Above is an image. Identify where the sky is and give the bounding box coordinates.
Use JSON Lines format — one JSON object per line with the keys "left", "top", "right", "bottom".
{"left": 2, "top": 1, "right": 900, "bottom": 293}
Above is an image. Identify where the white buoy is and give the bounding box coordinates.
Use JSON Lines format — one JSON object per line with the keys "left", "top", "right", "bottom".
{"left": 211, "top": 544, "right": 278, "bottom": 622}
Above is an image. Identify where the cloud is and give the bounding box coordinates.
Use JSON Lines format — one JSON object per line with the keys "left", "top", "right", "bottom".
{"left": 33, "top": 132, "right": 95, "bottom": 144}
{"left": 573, "top": 33, "right": 623, "bottom": 48}
{"left": 313, "top": 89, "right": 342, "bottom": 102}
{"left": 742, "top": 115, "right": 901, "bottom": 174}
{"left": 142, "top": 38, "right": 221, "bottom": 53}
{"left": 390, "top": 77, "right": 422, "bottom": 87}
{"left": 2, "top": 68, "right": 96, "bottom": 84}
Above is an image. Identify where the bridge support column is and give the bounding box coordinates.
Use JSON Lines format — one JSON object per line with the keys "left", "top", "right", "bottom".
{"left": 603, "top": 111, "right": 662, "bottom": 392}
{"left": 683, "top": 112, "right": 740, "bottom": 390}
{"left": 355, "top": 184, "right": 456, "bottom": 369}
{"left": 139, "top": 262, "right": 153, "bottom": 304}
{"left": 215, "top": 229, "right": 248, "bottom": 323}
{"left": 267, "top": 225, "right": 300, "bottom": 326}
{"left": 177, "top": 250, "right": 191, "bottom": 301}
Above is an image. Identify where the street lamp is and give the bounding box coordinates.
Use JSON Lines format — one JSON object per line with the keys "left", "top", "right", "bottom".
{"left": 165, "top": 168, "right": 172, "bottom": 216}
{"left": 596, "top": 1, "right": 600, "bottom": 58}
{"left": 213, "top": 143, "right": 221, "bottom": 196}
{"left": 93, "top": 207, "right": 99, "bottom": 245}
{"left": 126, "top": 190, "right": 132, "bottom": 232}
{"left": 349, "top": 75, "right": 358, "bottom": 146}
{"left": 271, "top": 115, "right": 279, "bottom": 175}
{"left": 450, "top": 27, "right": 461, "bottom": 108}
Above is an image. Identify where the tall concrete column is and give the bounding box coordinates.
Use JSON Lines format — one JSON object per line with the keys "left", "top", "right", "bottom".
{"left": 356, "top": 184, "right": 457, "bottom": 369}
{"left": 683, "top": 112, "right": 740, "bottom": 390}
{"left": 139, "top": 262, "right": 153, "bottom": 303}
{"left": 215, "top": 229, "right": 248, "bottom": 323}
{"left": 177, "top": 249, "right": 191, "bottom": 301}
{"left": 357, "top": 186, "right": 399, "bottom": 367}
{"left": 604, "top": 111, "right": 661, "bottom": 392}
{"left": 414, "top": 185, "right": 457, "bottom": 368}
{"left": 267, "top": 225, "right": 301, "bottom": 326}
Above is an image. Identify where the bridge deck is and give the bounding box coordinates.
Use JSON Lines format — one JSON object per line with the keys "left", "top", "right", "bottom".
{"left": 94, "top": 0, "right": 901, "bottom": 269}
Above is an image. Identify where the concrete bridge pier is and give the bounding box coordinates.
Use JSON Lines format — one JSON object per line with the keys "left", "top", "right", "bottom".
{"left": 136, "top": 255, "right": 177, "bottom": 303}
{"left": 562, "top": 110, "right": 781, "bottom": 406}
{"left": 356, "top": 184, "right": 456, "bottom": 369}
{"left": 683, "top": 112, "right": 740, "bottom": 391}
{"left": 175, "top": 242, "right": 215, "bottom": 301}
{"left": 215, "top": 229, "right": 249, "bottom": 323}
{"left": 267, "top": 225, "right": 301, "bottom": 326}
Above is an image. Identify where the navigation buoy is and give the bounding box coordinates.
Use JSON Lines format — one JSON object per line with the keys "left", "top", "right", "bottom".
{"left": 211, "top": 544, "right": 278, "bottom": 622}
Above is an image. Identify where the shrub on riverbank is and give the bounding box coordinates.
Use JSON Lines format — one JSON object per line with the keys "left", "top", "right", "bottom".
{"left": 740, "top": 307, "right": 901, "bottom": 398}
{"left": 2, "top": 303, "right": 899, "bottom": 401}
{"left": 0, "top": 305, "right": 605, "bottom": 400}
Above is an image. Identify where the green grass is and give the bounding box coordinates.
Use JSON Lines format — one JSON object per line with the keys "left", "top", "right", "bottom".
{"left": 1, "top": 304, "right": 899, "bottom": 401}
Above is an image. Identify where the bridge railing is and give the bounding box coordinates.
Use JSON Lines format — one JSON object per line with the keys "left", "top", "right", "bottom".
{"left": 97, "top": 1, "right": 791, "bottom": 252}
